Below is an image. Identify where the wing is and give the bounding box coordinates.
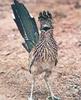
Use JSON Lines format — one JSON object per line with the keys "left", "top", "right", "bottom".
{"left": 11, "top": 0, "right": 39, "bottom": 53}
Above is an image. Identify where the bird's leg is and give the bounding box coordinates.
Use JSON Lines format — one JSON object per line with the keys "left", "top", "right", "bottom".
{"left": 44, "top": 77, "right": 54, "bottom": 100}
{"left": 44, "top": 76, "right": 60, "bottom": 100}
{"left": 28, "top": 77, "right": 35, "bottom": 100}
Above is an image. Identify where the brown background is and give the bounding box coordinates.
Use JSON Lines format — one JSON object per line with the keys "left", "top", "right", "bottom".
{"left": 0, "top": 0, "right": 81, "bottom": 100}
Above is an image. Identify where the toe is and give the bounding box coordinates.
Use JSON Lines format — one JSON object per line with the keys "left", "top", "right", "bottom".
{"left": 53, "top": 96, "right": 61, "bottom": 100}
{"left": 47, "top": 96, "right": 61, "bottom": 100}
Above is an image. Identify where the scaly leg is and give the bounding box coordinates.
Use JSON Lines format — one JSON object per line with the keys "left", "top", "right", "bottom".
{"left": 44, "top": 77, "right": 60, "bottom": 100}
{"left": 44, "top": 77, "right": 54, "bottom": 100}
{"left": 28, "top": 77, "right": 35, "bottom": 100}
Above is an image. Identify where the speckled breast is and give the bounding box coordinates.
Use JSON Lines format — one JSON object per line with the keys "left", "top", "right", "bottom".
{"left": 33, "top": 30, "right": 58, "bottom": 63}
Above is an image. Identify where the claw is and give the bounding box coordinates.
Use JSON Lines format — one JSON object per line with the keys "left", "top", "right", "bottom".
{"left": 47, "top": 96, "right": 61, "bottom": 100}
{"left": 28, "top": 96, "right": 34, "bottom": 100}
{"left": 29, "top": 68, "right": 31, "bottom": 73}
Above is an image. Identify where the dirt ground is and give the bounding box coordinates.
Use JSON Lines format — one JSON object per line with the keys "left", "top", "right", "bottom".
{"left": 0, "top": 0, "right": 81, "bottom": 100}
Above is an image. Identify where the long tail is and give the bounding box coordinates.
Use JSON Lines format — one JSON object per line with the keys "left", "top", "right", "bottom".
{"left": 11, "top": 0, "right": 39, "bottom": 53}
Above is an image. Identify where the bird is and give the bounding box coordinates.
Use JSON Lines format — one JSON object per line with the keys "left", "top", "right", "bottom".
{"left": 11, "top": 0, "right": 60, "bottom": 100}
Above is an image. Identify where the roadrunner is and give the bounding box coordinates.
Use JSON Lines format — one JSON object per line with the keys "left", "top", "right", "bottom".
{"left": 11, "top": 0, "right": 60, "bottom": 100}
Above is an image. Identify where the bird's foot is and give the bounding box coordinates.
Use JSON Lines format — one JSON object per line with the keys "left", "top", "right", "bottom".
{"left": 47, "top": 95, "right": 61, "bottom": 100}
{"left": 28, "top": 96, "right": 34, "bottom": 100}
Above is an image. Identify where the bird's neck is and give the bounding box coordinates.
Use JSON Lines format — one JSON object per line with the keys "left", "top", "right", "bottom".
{"left": 40, "top": 29, "right": 54, "bottom": 40}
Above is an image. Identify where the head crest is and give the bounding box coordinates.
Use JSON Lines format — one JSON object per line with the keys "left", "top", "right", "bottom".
{"left": 38, "top": 11, "right": 52, "bottom": 20}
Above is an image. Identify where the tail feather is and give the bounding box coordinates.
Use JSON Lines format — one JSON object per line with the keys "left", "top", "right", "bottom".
{"left": 11, "top": 0, "right": 39, "bottom": 52}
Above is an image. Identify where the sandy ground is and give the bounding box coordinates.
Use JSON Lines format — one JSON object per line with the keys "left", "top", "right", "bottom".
{"left": 0, "top": 0, "right": 81, "bottom": 100}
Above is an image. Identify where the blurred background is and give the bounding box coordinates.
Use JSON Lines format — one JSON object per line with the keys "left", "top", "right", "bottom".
{"left": 0, "top": 0, "right": 81, "bottom": 100}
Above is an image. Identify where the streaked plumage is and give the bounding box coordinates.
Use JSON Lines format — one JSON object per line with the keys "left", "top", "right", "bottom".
{"left": 11, "top": 0, "right": 59, "bottom": 100}
{"left": 29, "top": 29, "right": 58, "bottom": 76}
{"left": 28, "top": 11, "right": 58, "bottom": 77}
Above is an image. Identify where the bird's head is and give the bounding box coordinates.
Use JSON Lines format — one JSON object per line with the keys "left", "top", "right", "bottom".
{"left": 38, "top": 11, "right": 53, "bottom": 32}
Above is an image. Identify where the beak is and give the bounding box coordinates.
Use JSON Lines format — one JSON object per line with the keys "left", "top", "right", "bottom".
{"left": 42, "top": 24, "right": 51, "bottom": 31}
